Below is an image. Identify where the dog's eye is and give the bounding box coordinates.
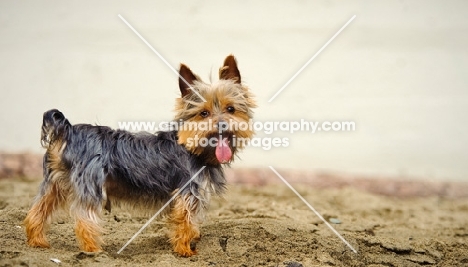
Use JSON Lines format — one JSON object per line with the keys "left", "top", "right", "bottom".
{"left": 226, "top": 106, "right": 235, "bottom": 114}
{"left": 200, "top": 110, "right": 210, "bottom": 118}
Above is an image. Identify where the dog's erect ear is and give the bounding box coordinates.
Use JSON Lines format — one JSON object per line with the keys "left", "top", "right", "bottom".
{"left": 179, "top": 64, "right": 198, "bottom": 97}
{"left": 219, "top": 55, "right": 241, "bottom": 84}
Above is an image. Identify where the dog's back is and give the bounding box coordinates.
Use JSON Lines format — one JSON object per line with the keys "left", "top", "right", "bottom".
{"left": 39, "top": 109, "right": 208, "bottom": 207}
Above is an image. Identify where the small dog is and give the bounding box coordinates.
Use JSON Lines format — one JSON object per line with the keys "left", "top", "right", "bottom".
{"left": 24, "top": 55, "right": 255, "bottom": 256}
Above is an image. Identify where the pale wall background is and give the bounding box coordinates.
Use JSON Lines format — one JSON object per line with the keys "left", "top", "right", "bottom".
{"left": 1, "top": 1, "right": 467, "bottom": 180}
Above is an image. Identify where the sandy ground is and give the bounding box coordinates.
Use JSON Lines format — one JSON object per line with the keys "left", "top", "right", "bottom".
{"left": 1, "top": 174, "right": 468, "bottom": 267}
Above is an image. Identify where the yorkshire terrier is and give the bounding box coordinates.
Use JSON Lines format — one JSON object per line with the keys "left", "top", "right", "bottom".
{"left": 24, "top": 55, "right": 255, "bottom": 257}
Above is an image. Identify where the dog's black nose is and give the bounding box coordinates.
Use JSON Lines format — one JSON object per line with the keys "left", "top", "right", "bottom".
{"left": 216, "top": 120, "right": 229, "bottom": 133}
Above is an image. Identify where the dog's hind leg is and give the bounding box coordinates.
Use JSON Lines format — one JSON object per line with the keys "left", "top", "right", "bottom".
{"left": 169, "top": 194, "right": 202, "bottom": 257}
{"left": 69, "top": 155, "right": 106, "bottom": 252}
{"left": 24, "top": 180, "right": 66, "bottom": 248}
{"left": 25, "top": 151, "right": 68, "bottom": 249}
{"left": 72, "top": 204, "right": 103, "bottom": 252}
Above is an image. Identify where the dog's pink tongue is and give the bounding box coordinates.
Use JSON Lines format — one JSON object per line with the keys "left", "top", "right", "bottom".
{"left": 215, "top": 137, "right": 232, "bottom": 163}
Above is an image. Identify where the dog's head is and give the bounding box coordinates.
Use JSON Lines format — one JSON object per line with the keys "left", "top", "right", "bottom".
{"left": 174, "top": 55, "right": 256, "bottom": 165}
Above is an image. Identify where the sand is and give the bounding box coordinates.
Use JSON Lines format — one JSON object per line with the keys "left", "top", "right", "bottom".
{"left": 1, "top": 173, "right": 467, "bottom": 267}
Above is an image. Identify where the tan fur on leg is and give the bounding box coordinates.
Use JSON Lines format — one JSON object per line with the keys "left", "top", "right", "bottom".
{"left": 24, "top": 182, "right": 64, "bottom": 248}
{"left": 169, "top": 195, "right": 200, "bottom": 257}
{"left": 72, "top": 205, "right": 103, "bottom": 252}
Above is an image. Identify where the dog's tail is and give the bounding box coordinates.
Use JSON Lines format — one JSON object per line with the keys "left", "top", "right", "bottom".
{"left": 41, "top": 109, "right": 71, "bottom": 148}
